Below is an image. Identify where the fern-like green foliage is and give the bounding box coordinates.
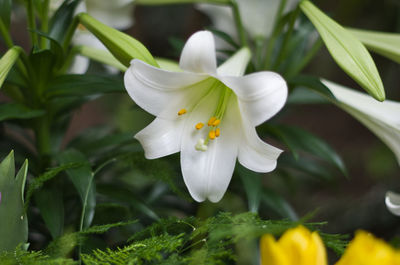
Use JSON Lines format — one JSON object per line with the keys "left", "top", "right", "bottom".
{"left": 0, "top": 248, "right": 76, "bottom": 265}
{"left": 81, "top": 212, "right": 348, "bottom": 265}
{"left": 0, "top": 212, "right": 348, "bottom": 264}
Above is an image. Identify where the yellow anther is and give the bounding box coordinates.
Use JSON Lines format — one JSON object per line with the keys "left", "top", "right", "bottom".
{"left": 212, "top": 119, "right": 220, "bottom": 126}
{"left": 208, "top": 117, "right": 217, "bottom": 126}
{"left": 215, "top": 128, "right": 220, "bottom": 137}
{"left": 209, "top": 130, "right": 216, "bottom": 140}
{"left": 178, "top": 109, "right": 187, "bottom": 116}
{"left": 195, "top": 122, "right": 204, "bottom": 130}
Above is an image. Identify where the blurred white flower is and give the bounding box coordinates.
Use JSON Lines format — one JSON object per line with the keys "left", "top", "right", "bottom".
{"left": 124, "top": 31, "right": 287, "bottom": 202}
{"left": 322, "top": 80, "right": 400, "bottom": 165}
{"left": 197, "top": 0, "right": 298, "bottom": 41}
{"left": 385, "top": 191, "right": 400, "bottom": 216}
{"left": 51, "top": 0, "right": 135, "bottom": 73}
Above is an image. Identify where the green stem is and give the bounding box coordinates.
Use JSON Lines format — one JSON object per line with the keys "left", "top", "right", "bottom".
{"left": 0, "top": 19, "right": 13, "bottom": 48}
{"left": 40, "top": 0, "right": 50, "bottom": 49}
{"left": 229, "top": 0, "right": 248, "bottom": 47}
{"left": 26, "top": 0, "right": 39, "bottom": 47}
{"left": 35, "top": 117, "right": 51, "bottom": 170}
{"left": 272, "top": 6, "right": 301, "bottom": 70}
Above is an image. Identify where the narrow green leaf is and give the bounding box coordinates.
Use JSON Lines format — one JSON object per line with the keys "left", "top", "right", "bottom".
{"left": 0, "top": 47, "right": 21, "bottom": 89}
{"left": 0, "top": 103, "right": 45, "bottom": 121}
{"left": 237, "top": 165, "right": 262, "bottom": 213}
{"left": 136, "top": 0, "right": 229, "bottom": 5}
{"left": 267, "top": 124, "right": 347, "bottom": 176}
{"left": 288, "top": 74, "right": 336, "bottom": 101}
{"left": 348, "top": 28, "right": 400, "bottom": 64}
{"left": 78, "top": 13, "right": 158, "bottom": 67}
{"left": 35, "top": 185, "right": 64, "bottom": 239}
{"left": 49, "top": 0, "right": 80, "bottom": 44}
{"left": 58, "top": 149, "right": 95, "bottom": 229}
{"left": 300, "top": 0, "right": 385, "bottom": 101}
{"left": 0, "top": 0, "right": 11, "bottom": 29}
{"left": 262, "top": 189, "right": 298, "bottom": 221}
{"left": 0, "top": 151, "right": 28, "bottom": 252}
{"left": 46, "top": 74, "right": 124, "bottom": 98}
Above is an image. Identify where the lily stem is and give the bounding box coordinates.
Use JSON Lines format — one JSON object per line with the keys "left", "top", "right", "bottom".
{"left": 26, "top": 0, "right": 39, "bottom": 47}
{"left": 229, "top": 0, "right": 248, "bottom": 47}
{"left": 40, "top": 0, "right": 50, "bottom": 49}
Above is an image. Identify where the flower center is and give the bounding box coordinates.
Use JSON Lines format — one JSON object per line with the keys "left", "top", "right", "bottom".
{"left": 175, "top": 80, "right": 231, "bottom": 152}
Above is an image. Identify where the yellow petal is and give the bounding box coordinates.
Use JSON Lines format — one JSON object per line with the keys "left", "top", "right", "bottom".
{"left": 260, "top": 235, "right": 290, "bottom": 265}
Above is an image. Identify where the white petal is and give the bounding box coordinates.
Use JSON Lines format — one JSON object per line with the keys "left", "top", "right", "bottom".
{"left": 135, "top": 117, "right": 184, "bottom": 159}
{"left": 69, "top": 55, "right": 90, "bottom": 74}
{"left": 181, "top": 87, "right": 240, "bottom": 202}
{"left": 220, "top": 72, "right": 288, "bottom": 126}
{"left": 179, "top": 31, "right": 217, "bottom": 74}
{"left": 124, "top": 59, "right": 211, "bottom": 118}
{"left": 238, "top": 118, "right": 282, "bottom": 172}
{"left": 322, "top": 80, "right": 400, "bottom": 165}
{"left": 385, "top": 191, "right": 400, "bottom": 216}
{"left": 217, "top": 48, "right": 251, "bottom": 77}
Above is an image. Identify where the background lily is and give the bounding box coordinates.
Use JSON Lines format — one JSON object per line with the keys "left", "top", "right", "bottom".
{"left": 385, "top": 191, "right": 400, "bottom": 216}
{"left": 52, "top": 0, "right": 135, "bottom": 73}
{"left": 322, "top": 80, "right": 400, "bottom": 166}
{"left": 260, "top": 225, "right": 327, "bottom": 265}
{"left": 197, "top": 0, "right": 298, "bottom": 41}
{"left": 124, "top": 30, "right": 287, "bottom": 202}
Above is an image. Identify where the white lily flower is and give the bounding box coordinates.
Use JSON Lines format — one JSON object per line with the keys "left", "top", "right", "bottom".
{"left": 50, "top": 0, "right": 135, "bottom": 73}
{"left": 197, "top": 0, "right": 298, "bottom": 40}
{"left": 322, "top": 80, "right": 400, "bottom": 165}
{"left": 385, "top": 191, "right": 400, "bottom": 216}
{"left": 124, "top": 31, "right": 288, "bottom": 202}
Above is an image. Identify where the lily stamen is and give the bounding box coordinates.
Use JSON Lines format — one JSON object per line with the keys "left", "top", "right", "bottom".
{"left": 178, "top": 109, "right": 187, "bottom": 115}
{"left": 215, "top": 128, "right": 220, "bottom": 137}
{"left": 209, "top": 130, "right": 216, "bottom": 140}
{"left": 208, "top": 117, "right": 217, "bottom": 126}
{"left": 195, "top": 122, "right": 204, "bottom": 130}
{"left": 212, "top": 119, "right": 220, "bottom": 126}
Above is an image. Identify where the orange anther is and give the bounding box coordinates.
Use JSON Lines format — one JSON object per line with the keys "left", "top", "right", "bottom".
{"left": 195, "top": 122, "right": 204, "bottom": 130}
{"left": 209, "top": 130, "right": 216, "bottom": 140}
{"left": 212, "top": 119, "right": 220, "bottom": 126}
{"left": 215, "top": 128, "right": 220, "bottom": 137}
{"left": 208, "top": 117, "right": 217, "bottom": 126}
{"left": 178, "top": 109, "right": 187, "bottom": 115}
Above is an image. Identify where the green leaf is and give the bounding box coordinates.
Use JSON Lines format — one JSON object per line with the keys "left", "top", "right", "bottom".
{"left": 35, "top": 184, "right": 65, "bottom": 239}
{"left": 237, "top": 165, "right": 262, "bottom": 213}
{"left": 262, "top": 189, "right": 298, "bottom": 221}
{"left": 78, "top": 13, "right": 158, "bottom": 67}
{"left": 348, "top": 28, "right": 400, "bottom": 64}
{"left": 136, "top": 0, "right": 229, "bottom": 4}
{"left": 267, "top": 124, "right": 347, "bottom": 176}
{"left": 0, "top": 151, "right": 28, "bottom": 252}
{"left": 0, "top": 103, "right": 45, "bottom": 122}
{"left": 58, "top": 149, "right": 95, "bottom": 229}
{"left": 49, "top": 0, "right": 80, "bottom": 44}
{"left": 0, "top": 0, "right": 11, "bottom": 29}
{"left": 46, "top": 74, "right": 125, "bottom": 98}
{"left": 0, "top": 47, "right": 21, "bottom": 89}
{"left": 288, "top": 74, "right": 336, "bottom": 101}
{"left": 76, "top": 46, "right": 127, "bottom": 72}
{"left": 300, "top": 0, "right": 385, "bottom": 101}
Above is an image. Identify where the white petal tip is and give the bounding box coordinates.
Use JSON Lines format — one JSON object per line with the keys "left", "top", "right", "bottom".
{"left": 386, "top": 191, "right": 400, "bottom": 216}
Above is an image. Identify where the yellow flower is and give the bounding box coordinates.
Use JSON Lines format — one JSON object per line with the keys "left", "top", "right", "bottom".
{"left": 335, "top": 231, "right": 400, "bottom": 265}
{"left": 260, "top": 225, "right": 327, "bottom": 265}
